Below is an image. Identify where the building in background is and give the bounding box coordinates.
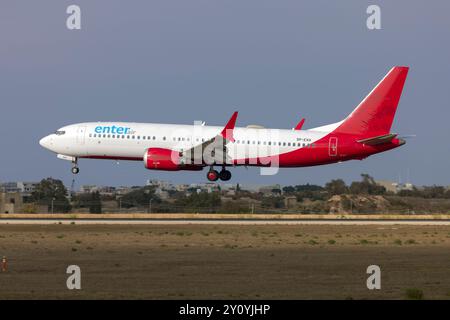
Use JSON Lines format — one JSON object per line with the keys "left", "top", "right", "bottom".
{"left": 376, "top": 180, "right": 415, "bottom": 194}
{"left": 79, "top": 185, "right": 98, "bottom": 193}
{"left": 0, "top": 182, "right": 38, "bottom": 197}
{"left": 259, "top": 184, "right": 282, "bottom": 196}
{"left": 0, "top": 192, "right": 23, "bottom": 214}
{"left": 375, "top": 180, "right": 399, "bottom": 193}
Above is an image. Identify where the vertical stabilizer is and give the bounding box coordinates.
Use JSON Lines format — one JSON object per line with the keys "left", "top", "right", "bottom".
{"left": 334, "top": 66, "right": 409, "bottom": 138}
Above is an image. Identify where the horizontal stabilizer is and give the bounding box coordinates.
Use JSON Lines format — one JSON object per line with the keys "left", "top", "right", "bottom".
{"left": 357, "top": 133, "right": 398, "bottom": 146}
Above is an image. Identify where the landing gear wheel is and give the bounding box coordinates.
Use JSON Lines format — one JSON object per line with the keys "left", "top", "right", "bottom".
{"left": 207, "top": 170, "right": 219, "bottom": 182}
{"left": 71, "top": 167, "right": 80, "bottom": 174}
{"left": 219, "top": 169, "right": 232, "bottom": 181}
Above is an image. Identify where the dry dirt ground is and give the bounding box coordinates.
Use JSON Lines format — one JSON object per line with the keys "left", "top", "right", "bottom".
{"left": 0, "top": 224, "right": 449, "bottom": 299}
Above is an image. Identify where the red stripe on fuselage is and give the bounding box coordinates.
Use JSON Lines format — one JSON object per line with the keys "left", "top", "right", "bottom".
{"left": 80, "top": 155, "right": 143, "bottom": 161}
{"left": 80, "top": 133, "right": 403, "bottom": 168}
{"left": 232, "top": 132, "right": 403, "bottom": 167}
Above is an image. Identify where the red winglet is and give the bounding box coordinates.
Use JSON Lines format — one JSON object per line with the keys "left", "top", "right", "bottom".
{"left": 294, "top": 118, "right": 305, "bottom": 130}
{"left": 221, "top": 111, "right": 238, "bottom": 142}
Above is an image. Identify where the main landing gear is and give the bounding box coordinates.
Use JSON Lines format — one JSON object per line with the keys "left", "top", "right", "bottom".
{"left": 71, "top": 158, "right": 80, "bottom": 174}
{"left": 207, "top": 166, "right": 231, "bottom": 182}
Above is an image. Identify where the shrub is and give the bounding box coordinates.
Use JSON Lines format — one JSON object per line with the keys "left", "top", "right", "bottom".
{"left": 405, "top": 288, "right": 424, "bottom": 300}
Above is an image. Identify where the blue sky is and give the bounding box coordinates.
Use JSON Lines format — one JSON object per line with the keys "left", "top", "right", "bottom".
{"left": 1, "top": 1, "right": 449, "bottom": 187}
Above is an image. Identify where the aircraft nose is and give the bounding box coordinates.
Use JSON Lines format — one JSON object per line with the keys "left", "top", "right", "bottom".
{"left": 39, "top": 135, "right": 53, "bottom": 149}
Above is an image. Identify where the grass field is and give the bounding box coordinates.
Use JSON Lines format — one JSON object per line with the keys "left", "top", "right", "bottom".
{"left": 0, "top": 224, "right": 449, "bottom": 299}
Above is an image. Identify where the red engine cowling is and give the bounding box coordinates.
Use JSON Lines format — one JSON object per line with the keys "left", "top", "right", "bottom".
{"left": 143, "top": 148, "right": 202, "bottom": 171}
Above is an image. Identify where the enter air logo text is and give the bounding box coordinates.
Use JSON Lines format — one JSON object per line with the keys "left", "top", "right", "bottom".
{"left": 94, "top": 125, "right": 133, "bottom": 135}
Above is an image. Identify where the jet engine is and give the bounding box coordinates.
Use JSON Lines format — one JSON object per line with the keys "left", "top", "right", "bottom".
{"left": 143, "top": 148, "right": 202, "bottom": 171}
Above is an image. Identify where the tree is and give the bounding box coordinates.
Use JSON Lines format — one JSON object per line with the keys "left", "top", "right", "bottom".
{"left": 325, "top": 179, "right": 348, "bottom": 195}
{"left": 261, "top": 196, "right": 285, "bottom": 209}
{"left": 89, "top": 191, "right": 102, "bottom": 214}
{"left": 177, "top": 192, "right": 221, "bottom": 207}
{"left": 282, "top": 186, "right": 296, "bottom": 194}
{"left": 349, "top": 174, "right": 385, "bottom": 195}
{"left": 119, "top": 186, "right": 160, "bottom": 208}
{"left": 271, "top": 188, "right": 282, "bottom": 195}
{"left": 31, "top": 178, "right": 71, "bottom": 213}
{"left": 294, "top": 184, "right": 324, "bottom": 192}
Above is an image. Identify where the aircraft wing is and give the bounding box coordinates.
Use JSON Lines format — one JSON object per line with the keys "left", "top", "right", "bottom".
{"left": 180, "top": 111, "right": 238, "bottom": 166}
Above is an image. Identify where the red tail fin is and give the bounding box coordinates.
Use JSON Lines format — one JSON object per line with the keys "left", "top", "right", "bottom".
{"left": 334, "top": 66, "right": 409, "bottom": 138}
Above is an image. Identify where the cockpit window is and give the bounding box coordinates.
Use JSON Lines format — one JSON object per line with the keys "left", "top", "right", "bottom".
{"left": 55, "top": 130, "right": 66, "bottom": 135}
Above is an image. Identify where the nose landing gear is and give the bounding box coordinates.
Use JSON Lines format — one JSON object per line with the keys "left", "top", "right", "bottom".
{"left": 71, "top": 158, "right": 79, "bottom": 174}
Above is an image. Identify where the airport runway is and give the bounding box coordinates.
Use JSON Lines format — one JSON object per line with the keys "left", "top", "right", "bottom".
{"left": 1, "top": 218, "right": 450, "bottom": 225}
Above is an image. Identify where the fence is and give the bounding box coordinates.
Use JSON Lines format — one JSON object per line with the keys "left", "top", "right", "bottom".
{"left": 16, "top": 199, "right": 441, "bottom": 215}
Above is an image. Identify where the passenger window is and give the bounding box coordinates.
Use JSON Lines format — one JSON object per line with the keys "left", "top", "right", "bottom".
{"left": 153, "top": 136, "right": 156, "bottom": 140}
{"left": 163, "top": 137, "right": 166, "bottom": 140}
{"left": 142, "top": 136, "right": 146, "bottom": 140}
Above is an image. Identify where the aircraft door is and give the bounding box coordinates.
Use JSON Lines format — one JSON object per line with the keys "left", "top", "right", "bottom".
{"left": 76, "top": 126, "right": 87, "bottom": 145}
{"left": 329, "top": 137, "right": 338, "bottom": 156}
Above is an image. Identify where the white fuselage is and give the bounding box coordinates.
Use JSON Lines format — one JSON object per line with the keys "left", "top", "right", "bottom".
{"left": 39, "top": 122, "right": 333, "bottom": 164}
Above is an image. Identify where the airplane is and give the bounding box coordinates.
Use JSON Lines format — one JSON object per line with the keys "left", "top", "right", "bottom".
{"left": 39, "top": 66, "right": 409, "bottom": 182}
